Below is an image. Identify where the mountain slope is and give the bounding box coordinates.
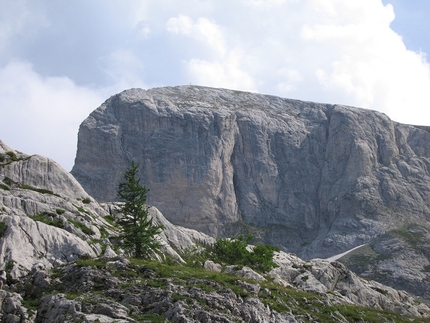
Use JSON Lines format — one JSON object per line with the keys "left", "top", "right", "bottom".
{"left": 72, "top": 86, "right": 430, "bottom": 260}
{"left": 2, "top": 141, "right": 430, "bottom": 322}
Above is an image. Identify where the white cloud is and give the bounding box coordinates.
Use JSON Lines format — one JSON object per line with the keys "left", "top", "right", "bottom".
{"left": 188, "top": 51, "right": 256, "bottom": 91}
{"left": 0, "top": 60, "right": 104, "bottom": 170}
{"left": 166, "top": 15, "right": 226, "bottom": 57}
{"left": 301, "top": 0, "right": 430, "bottom": 124}
{"left": 166, "top": 14, "right": 254, "bottom": 90}
{"left": 98, "top": 49, "right": 148, "bottom": 92}
{"left": 0, "top": 0, "right": 48, "bottom": 58}
{"left": 3, "top": 0, "right": 430, "bottom": 170}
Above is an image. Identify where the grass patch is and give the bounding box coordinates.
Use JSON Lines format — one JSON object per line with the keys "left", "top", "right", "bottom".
{"left": 5, "top": 151, "right": 18, "bottom": 161}
{"left": 0, "top": 221, "right": 7, "bottom": 237}
{"left": 0, "top": 183, "right": 10, "bottom": 191}
{"left": 31, "top": 212, "right": 64, "bottom": 229}
{"left": 68, "top": 219, "right": 95, "bottom": 235}
{"left": 390, "top": 226, "right": 425, "bottom": 248}
{"left": 82, "top": 198, "right": 91, "bottom": 204}
{"left": 74, "top": 204, "right": 91, "bottom": 215}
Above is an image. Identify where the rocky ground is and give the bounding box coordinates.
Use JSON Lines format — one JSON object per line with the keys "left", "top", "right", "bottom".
{"left": 3, "top": 251, "right": 430, "bottom": 323}
{"left": 339, "top": 224, "right": 430, "bottom": 304}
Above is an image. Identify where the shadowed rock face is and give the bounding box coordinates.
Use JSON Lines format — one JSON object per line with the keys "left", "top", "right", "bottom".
{"left": 72, "top": 86, "right": 430, "bottom": 259}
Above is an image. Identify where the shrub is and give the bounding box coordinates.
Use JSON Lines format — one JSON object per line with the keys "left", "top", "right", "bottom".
{"left": 211, "top": 234, "right": 279, "bottom": 273}
{"left": 82, "top": 198, "right": 91, "bottom": 204}
{"left": 0, "top": 221, "right": 7, "bottom": 237}
{"left": 5, "top": 151, "right": 17, "bottom": 161}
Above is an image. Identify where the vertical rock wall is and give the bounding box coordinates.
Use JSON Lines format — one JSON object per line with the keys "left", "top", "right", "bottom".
{"left": 72, "top": 86, "right": 430, "bottom": 258}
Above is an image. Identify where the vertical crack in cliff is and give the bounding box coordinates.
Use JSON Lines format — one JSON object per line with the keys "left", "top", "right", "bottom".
{"left": 19, "top": 221, "right": 46, "bottom": 260}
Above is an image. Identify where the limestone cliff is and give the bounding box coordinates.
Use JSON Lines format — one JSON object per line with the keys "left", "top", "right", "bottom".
{"left": 72, "top": 86, "right": 430, "bottom": 260}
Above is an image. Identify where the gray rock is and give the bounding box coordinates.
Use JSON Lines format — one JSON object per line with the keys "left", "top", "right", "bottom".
{"left": 224, "top": 265, "right": 266, "bottom": 281}
{"left": 0, "top": 141, "right": 214, "bottom": 279}
{"left": 269, "top": 251, "right": 430, "bottom": 317}
{"left": 203, "top": 260, "right": 222, "bottom": 272}
{"left": 71, "top": 86, "right": 430, "bottom": 261}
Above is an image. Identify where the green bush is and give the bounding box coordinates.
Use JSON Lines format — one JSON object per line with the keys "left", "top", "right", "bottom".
{"left": 0, "top": 183, "right": 10, "bottom": 191}
{"left": 211, "top": 234, "right": 279, "bottom": 273}
{"left": 5, "top": 151, "right": 17, "bottom": 161}
{"left": 82, "top": 198, "right": 91, "bottom": 204}
{"left": 0, "top": 221, "right": 7, "bottom": 237}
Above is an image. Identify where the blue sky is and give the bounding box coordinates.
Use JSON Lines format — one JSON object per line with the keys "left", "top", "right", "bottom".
{"left": 1, "top": 0, "right": 430, "bottom": 171}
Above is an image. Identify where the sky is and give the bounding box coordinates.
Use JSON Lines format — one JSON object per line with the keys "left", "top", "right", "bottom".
{"left": 1, "top": 0, "right": 430, "bottom": 171}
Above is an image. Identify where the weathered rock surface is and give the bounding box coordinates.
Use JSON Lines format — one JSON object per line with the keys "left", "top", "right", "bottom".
{"left": 1, "top": 140, "right": 430, "bottom": 322}
{"left": 29, "top": 250, "right": 430, "bottom": 322}
{"left": 338, "top": 225, "right": 430, "bottom": 304}
{"left": 0, "top": 141, "right": 212, "bottom": 278}
{"left": 270, "top": 251, "right": 430, "bottom": 317}
{"left": 72, "top": 86, "right": 430, "bottom": 261}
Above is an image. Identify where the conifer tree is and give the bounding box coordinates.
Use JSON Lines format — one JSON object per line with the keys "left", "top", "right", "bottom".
{"left": 116, "top": 161, "right": 163, "bottom": 258}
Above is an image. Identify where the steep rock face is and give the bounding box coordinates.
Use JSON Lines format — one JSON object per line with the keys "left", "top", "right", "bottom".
{"left": 72, "top": 86, "right": 430, "bottom": 259}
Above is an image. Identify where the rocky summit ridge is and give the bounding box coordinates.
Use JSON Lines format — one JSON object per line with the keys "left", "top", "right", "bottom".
{"left": 1, "top": 141, "right": 430, "bottom": 322}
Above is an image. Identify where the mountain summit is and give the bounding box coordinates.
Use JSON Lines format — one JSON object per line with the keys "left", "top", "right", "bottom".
{"left": 72, "top": 86, "right": 430, "bottom": 259}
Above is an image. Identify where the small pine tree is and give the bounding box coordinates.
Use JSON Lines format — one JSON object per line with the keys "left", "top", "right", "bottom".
{"left": 116, "top": 161, "right": 164, "bottom": 258}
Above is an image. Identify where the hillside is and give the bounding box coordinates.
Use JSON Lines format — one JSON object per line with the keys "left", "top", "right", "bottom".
{"left": 72, "top": 86, "right": 430, "bottom": 259}
{"left": 71, "top": 86, "right": 430, "bottom": 303}
{"left": 1, "top": 141, "right": 430, "bottom": 322}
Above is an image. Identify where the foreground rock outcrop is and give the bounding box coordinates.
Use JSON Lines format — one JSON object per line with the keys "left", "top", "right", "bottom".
{"left": 0, "top": 140, "right": 211, "bottom": 278}
{"left": 2, "top": 141, "right": 430, "bottom": 322}
{"left": 72, "top": 86, "right": 430, "bottom": 261}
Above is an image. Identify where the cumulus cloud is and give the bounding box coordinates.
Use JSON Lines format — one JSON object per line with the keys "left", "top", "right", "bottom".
{"left": 166, "top": 14, "right": 255, "bottom": 90}
{"left": 0, "top": 60, "right": 104, "bottom": 170}
{"left": 301, "top": 0, "right": 430, "bottom": 123}
{"left": 2, "top": 0, "right": 430, "bottom": 169}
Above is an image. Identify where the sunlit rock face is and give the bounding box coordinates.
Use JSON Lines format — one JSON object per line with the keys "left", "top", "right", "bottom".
{"left": 72, "top": 85, "right": 430, "bottom": 259}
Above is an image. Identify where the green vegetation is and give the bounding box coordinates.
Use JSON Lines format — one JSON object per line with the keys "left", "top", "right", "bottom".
{"left": 31, "top": 212, "right": 64, "bottom": 229}
{"left": 116, "top": 161, "right": 164, "bottom": 259}
{"left": 0, "top": 220, "right": 7, "bottom": 237}
{"left": 20, "top": 184, "right": 59, "bottom": 196}
{"left": 5, "top": 151, "right": 17, "bottom": 161}
{"left": 0, "top": 183, "right": 10, "bottom": 191}
{"left": 68, "top": 219, "right": 95, "bottom": 235}
{"left": 73, "top": 204, "right": 91, "bottom": 215}
{"left": 71, "top": 255, "right": 430, "bottom": 323}
{"left": 0, "top": 152, "right": 31, "bottom": 166}
{"left": 210, "top": 233, "right": 279, "bottom": 272}
{"left": 56, "top": 208, "right": 65, "bottom": 215}
{"left": 390, "top": 226, "right": 425, "bottom": 248}
{"left": 82, "top": 197, "right": 91, "bottom": 204}
{"left": 1, "top": 176, "right": 60, "bottom": 196}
